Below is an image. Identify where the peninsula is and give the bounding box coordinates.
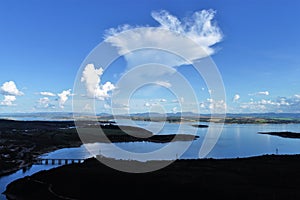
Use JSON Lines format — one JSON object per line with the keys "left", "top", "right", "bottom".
{"left": 0, "top": 119, "right": 197, "bottom": 176}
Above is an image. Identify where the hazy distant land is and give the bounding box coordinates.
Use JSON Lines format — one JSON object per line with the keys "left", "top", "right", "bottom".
{"left": 126, "top": 112, "right": 300, "bottom": 124}
{"left": 1, "top": 112, "right": 300, "bottom": 124}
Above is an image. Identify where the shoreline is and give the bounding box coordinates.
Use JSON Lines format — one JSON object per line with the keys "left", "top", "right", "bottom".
{"left": 0, "top": 141, "right": 83, "bottom": 178}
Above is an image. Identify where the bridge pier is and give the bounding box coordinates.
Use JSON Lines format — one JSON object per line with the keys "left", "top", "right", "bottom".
{"left": 35, "top": 158, "right": 85, "bottom": 165}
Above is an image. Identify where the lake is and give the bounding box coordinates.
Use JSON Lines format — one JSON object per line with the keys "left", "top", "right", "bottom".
{"left": 1, "top": 121, "right": 300, "bottom": 199}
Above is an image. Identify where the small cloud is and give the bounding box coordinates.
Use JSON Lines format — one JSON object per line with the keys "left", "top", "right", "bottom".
{"left": 258, "top": 91, "right": 269, "bottom": 96}
{"left": 233, "top": 94, "right": 240, "bottom": 102}
{"left": 104, "top": 103, "right": 111, "bottom": 109}
{"left": 202, "top": 98, "right": 226, "bottom": 113}
{"left": 180, "top": 97, "right": 184, "bottom": 103}
{"left": 40, "top": 91, "right": 56, "bottom": 97}
{"left": 83, "top": 104, "right": 92, "bottom": 112}
{"left": 249, "top": 91, "right": 270, "bottom": 96}
{"left": 159, "top": 98, "right": 167, "bottom": 102}
{"left": 169, "top": 98, "right": 184, "bottom": 104}
{"left": 57, "top": 89, "right": 71, "bottom": 109}
{"left": 144, "top": 102, "right": 151, "bottom": 107}
{"left": 0, "top": 81, "right": 23, "bottom": 96}
{"left": 0, "top": 95, "right": 16, "bottom": 106}
{"left": 199, "top": 102, "right": 205, "bottom": 108}
{"left": 39, "top": 97, "right": 50, "bottom": 105}
{"left": 294, "top": 94, "right": 300, "bottom": 99}
{"left": 36, "top": 97, "right": 55, "bottom": 109}
{"left": 172, "top": 106, "right": 177, "bottom": 113}
{"left": 0, "top": 81, "right": 23, "bottom": 106}
{"left": 155, "top": 81, "right": 172, "bottom": 88}
{"left": 207, "top": 98, "right": 213, "bottom": 103}
{"left": 209, "top": 99, "right": 227, "bottom": 112}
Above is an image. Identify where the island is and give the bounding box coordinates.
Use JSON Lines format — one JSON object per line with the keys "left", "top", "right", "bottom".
{"left": 191, "top": 124, "right": 209, "bottom": 128}
{"left": 258, "top": 131, "right": 300, "bottom": 139}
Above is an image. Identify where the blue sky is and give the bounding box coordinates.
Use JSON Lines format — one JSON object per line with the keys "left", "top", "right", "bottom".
{"left": 0, "top": 0, "right": 300, "bottom": 113}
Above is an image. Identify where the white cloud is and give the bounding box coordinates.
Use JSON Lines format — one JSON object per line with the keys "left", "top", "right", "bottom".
{"left": 57, "top": 89, "right": 71, "bottom": 109}
{"left": 258, "top": 91, "right": 269, "bottom": 96}
{"left": 152, "top": 9, "right": 222, "bottom": 48}
{"left": 237, "top": 95, "right": 300, "bottom": 113}
{"left": 36, "top": 97, "right": 55, "bottom": 109}
{"left": 260, "top": 99, "right": 278, "bottom": 105}
{"left": 172, "top": 106, "right": 178, "bottom": 113}
{"left": 199, "top": 98, "right": 226, "bottom": 113}
{"left": 39, "top": 97, "right": 50, "bottom": 105}
{"left": 159, "top": 98, "right": 167, "bottom": 102}
{"left": 144, "top": 102, "right": 151, "bottom": 107}
{"left": 1, "top": 95, "right": 16, "bottom": 106}
{"left": 208, "top": 99, "right": 227, "bottom": 111}
{"left": 207, "top": 98, "right": 213, "bottom": 103}
{"left": 81, "top": 64, "right": 115, "bottom": 100}
{"left": 278, "top": 97, "right": 290, "bottom": 106}
{"left": 199, "top": 102, "right": 205, "bottom": 108}
{"left": 0, "top": 81, "right": 23, "bottom": 96}
{"left": 155, "top": 81, "right": 172, "bottom": 88}
{"left": 104, "top": 103, "right": 111, "bottom": 109}
{"left": 102, "top": 82, "right": 115, "bottom": 94}
{"left": 83, "top": 104, "right": 92, "bottom": 112}
{"left": 294, "top": 94, "right": 300, "bottom": 99}
{"left": 180, "top": 97, "right": 184, "bottom": 103}
{"left": 40, "top": 91, "right": 56, "bottom": 97}
{"left": 105, "top": 9, "right": 222, "bottom": 67}
{"left": 239, "top": 99, "right": 276, "bottom": 112}
{"left": 233, "top": 94, "right": 240, "bottom": 102}
{"left": 0, "top": 81, "right": 23, "bottom": 106}
{"left": 249, "top": 91, "right": 270, "bottom": 96}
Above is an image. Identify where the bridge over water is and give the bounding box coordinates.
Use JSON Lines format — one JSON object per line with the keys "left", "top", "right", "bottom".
{"left": 35, "top": 158, "right": 86, "bottom": 165}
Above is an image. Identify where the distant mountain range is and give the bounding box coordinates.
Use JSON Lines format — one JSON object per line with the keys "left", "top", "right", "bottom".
{"left": 1, "top": 112, "right": 300, "bottom": 121}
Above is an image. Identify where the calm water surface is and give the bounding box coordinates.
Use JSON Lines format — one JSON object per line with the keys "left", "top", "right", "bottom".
{"left": 1, "top": 121, "right": 300, "bottom": 199}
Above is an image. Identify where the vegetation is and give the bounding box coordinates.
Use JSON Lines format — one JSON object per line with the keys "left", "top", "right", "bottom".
{"left": 5, "top": 154, "right": 300, "bottom": 200}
